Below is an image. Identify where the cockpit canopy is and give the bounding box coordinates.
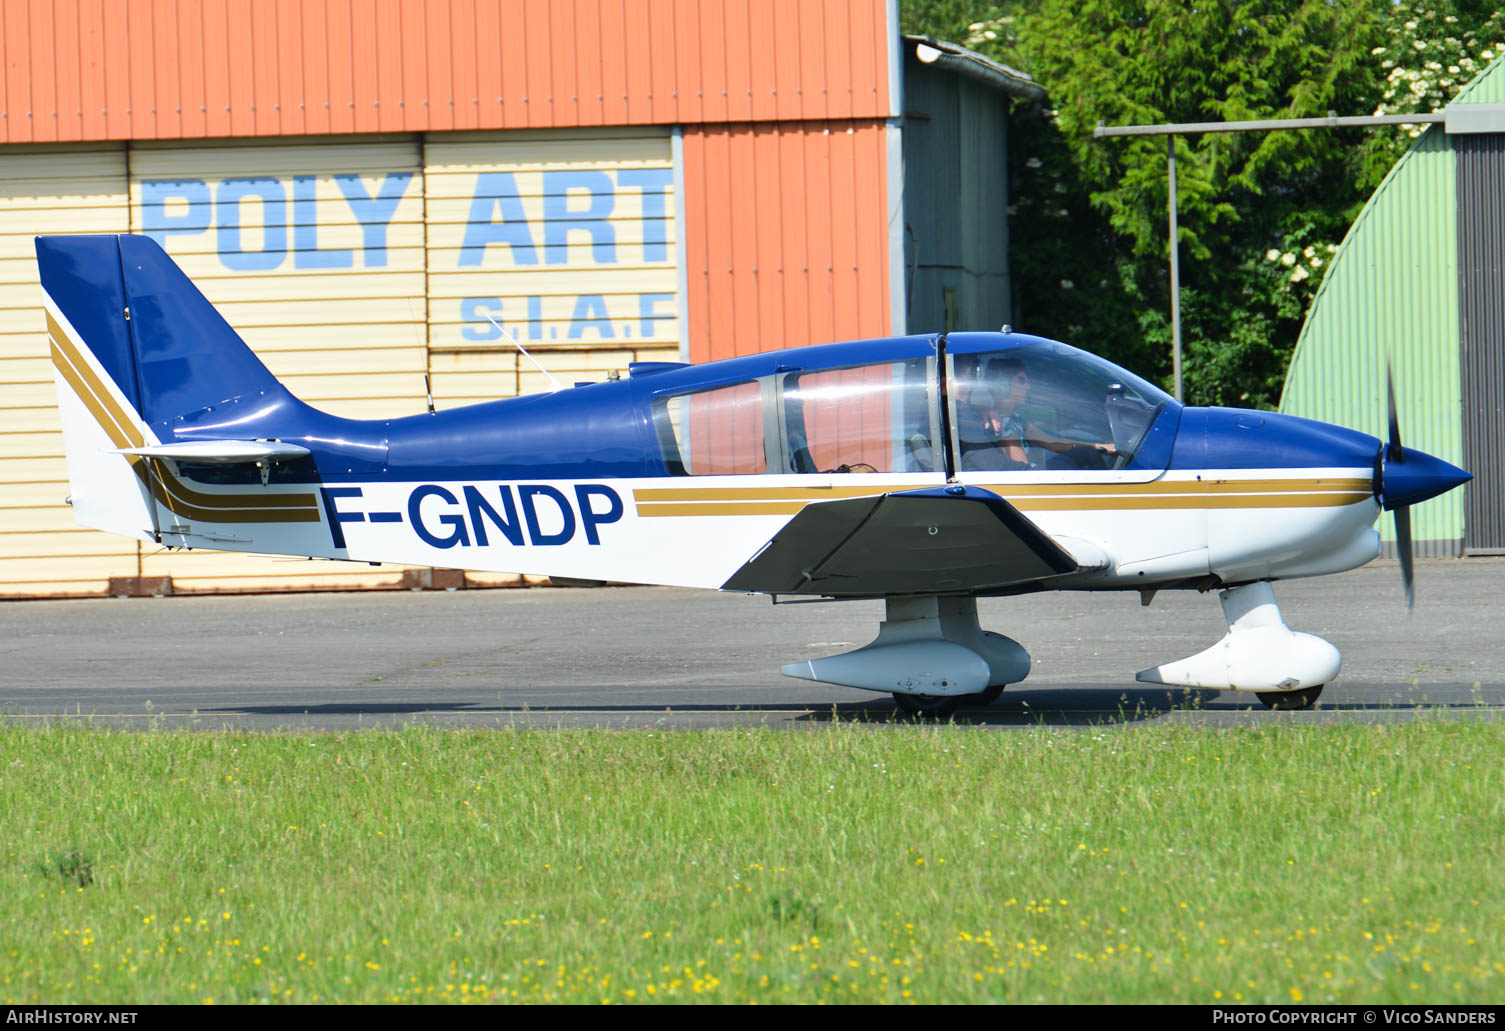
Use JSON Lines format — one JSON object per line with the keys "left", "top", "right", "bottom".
{"left": 650, "top": 334, "right": 1175, "bottom": 477}
{"left": 948, "top": 335, "right": 1172, "bottom": 472}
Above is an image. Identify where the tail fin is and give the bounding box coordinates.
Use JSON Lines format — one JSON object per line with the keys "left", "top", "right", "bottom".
{"left": 38, "top": 235, "right": 314, "bottom": 541}
{"left": 38, "top": 235, "right": 293, "bottom": 431}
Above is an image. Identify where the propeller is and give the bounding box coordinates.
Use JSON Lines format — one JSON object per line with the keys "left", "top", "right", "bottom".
{"left": 1378, "top": 363, "right": 1472, "bottom": 611}
{"left": 1385, "top": 367, "right": 1414, "bottom": 610}
{"left": 1376, "top": 389, "right": 1470, "bottom": 608}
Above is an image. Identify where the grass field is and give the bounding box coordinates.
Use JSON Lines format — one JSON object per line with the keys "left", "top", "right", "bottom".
{"left": 1, "top": 717, "right": 1501, "bottom": 1004}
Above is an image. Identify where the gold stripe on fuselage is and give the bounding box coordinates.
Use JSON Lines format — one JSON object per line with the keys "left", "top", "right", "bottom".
{"left": 631, "top": 478, "right": 1376, "bottom": 517}
{"left": 633, "top": 477, "right": 1372, "bottom": 502}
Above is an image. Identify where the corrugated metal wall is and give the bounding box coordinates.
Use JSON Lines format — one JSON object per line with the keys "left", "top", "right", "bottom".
{"left": 0, "top": 142, "right": 135, "bottom": 596}
{"left": 424, "top": 127, "right": 680, "bottom": 405}
{"left": 0, "top": 0, "right": 896, "bottom": 144}
{"left": 1279, "top": 127, "right": 1463, "bottom": 555}
{"left": 901, "top": 56, "right": 1010, "bottom": 336}
{"left": 681, "top": 118, "right": 891, "bottom": 360}
{"left": 125, "top": 134, "right": 430, "bottom": 593}
{"left": 132, "top": 135, "right": 429, "bottom": 419}
{"left": 0, "top": 1, "right": 913, "bottom": 595}
{"left": 1451, "top": 56, "right": 1505, "bottom": 554}
{"left": 1281, "top": 55, "right": 1505, "bottom": 556}
{"left": 1457, "top": 134, "right": 1505, "bottom": 553}
{"left": 0, "top": 126, "right": 679, "bottom": 596}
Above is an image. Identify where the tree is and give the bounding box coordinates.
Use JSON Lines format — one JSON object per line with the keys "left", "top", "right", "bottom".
{"left": 902, "top": 1, "right": 1505, "bottom": 407}
{"left": 1361, "top": 1, "right": 1505, "bottom": 182}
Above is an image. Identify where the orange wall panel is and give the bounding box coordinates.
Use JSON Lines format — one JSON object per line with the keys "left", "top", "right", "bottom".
{"left": 51, "top": 0, "right": 83, "bottom": 139}
{"left": 176, "top": 1, "right": 207, "bottom": 138}
{"left": 225, "top": 0, "right": 256, "bottom": 136}
{"left": 28, "top": 0, "right": 58, "bottom": 137}
{"left": 0, "top": 0, "right": 895, "bottom": 143}
{"left": 201, "top": 0, "right": 232, "bottom": 136}
{"left": 522, "top": 0, "right": 552, "bottom": 127}
{"left": 436, "top": 0, "right": 470, "bottom": 130}
{"left": 77, "top": 0, "right": 108, "bottom": 139}
{"left": 472, "top": 0, "right": 502, "bottom": 129}
{"left": 374, "top": 0, "right": 404, "bottom": 131}
{"left": 682, "top": 118, "right": 891, "bottom": 362}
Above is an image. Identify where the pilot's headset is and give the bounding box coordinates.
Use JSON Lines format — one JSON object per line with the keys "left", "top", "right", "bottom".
{"left": 955, "top": 354, "right": 994, "bottom": 409}
{"left": 981, "top": 356, "right": 1026, "bottom": 408}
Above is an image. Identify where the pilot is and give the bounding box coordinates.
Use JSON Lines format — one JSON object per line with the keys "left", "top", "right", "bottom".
{"left": 955, "top": 355, "right": 1118, "bottom": 470}
{"left": 954, "top": 354, "right": 1031, "bottom": 470}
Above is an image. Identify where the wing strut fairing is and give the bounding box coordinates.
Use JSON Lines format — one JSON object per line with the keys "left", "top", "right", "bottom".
{"left": 720, "top": 485, "right": 1078, "bottom": 597}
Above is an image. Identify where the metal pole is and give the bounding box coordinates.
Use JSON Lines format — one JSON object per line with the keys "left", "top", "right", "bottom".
{"left": 1167, "top": 135, "right": 1182, "bottom": 402}
{"left": 1093, "top": 108, "right": 1448, "bottom": 404}
{"left": 1093, "top": 110, "right": 1444, "bottom": 137}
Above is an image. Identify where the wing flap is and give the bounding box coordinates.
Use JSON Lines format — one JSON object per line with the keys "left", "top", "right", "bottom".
{"left": 721, "top": 485, "right": 1078, "bottom": 596}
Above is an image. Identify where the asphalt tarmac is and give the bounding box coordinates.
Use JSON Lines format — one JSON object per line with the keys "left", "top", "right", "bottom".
{"left": 2, "top": 558, "right": 1501, "bottom": 732}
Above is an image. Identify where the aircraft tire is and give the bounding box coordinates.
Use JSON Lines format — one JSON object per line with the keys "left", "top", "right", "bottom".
{"left": 973, "top": 684, "right": 1006, "bottom": 706}
{"left": 1255, "top": 684, "right": 1324, "bottom": 711}
{"left": 891, "top": 684, "right": 1004, "bottom": 718}
{"left": 891, "top": 692, "right": 963, "bottom": 719}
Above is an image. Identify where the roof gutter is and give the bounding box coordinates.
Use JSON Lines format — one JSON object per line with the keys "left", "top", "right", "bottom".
{"left": 903, "top": 35, "right": 1045, "bottom": 102}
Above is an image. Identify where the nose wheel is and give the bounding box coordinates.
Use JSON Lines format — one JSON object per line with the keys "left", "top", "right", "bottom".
{"left": 1137, "top": 582, "right": 1340, "bottom": 709}
{"left": 1256, "top": 684, "right": 1324, "bottom": 711}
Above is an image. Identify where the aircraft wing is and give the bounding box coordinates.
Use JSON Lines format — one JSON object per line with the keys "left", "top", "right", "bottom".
{"left": 721, "top": 485, "right": 1078, "bottom": 597}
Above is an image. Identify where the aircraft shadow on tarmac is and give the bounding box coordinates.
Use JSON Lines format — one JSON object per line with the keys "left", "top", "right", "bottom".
{"left": 201, "top": 683, "right": 1505, "bottom": 726}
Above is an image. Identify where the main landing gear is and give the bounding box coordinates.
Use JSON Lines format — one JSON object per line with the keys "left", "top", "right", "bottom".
{"left": 781, "top": 583, "right": 1334, "bottom": 716}
{"left": 891, "top": 683, "right": 1006, "bottom": 718}
{"left": 780, "top": 595, "right": 1027, "bottom": 719}
{"left": 1136, "top": 581, "right": 1337, "bottom": 710}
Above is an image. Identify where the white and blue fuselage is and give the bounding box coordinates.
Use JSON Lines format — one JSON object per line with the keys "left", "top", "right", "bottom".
{"left": 40, "top": 235, "right": 1470, "bottom": 712}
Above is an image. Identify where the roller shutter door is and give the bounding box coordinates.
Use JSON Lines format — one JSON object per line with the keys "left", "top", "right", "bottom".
{"left": 1, "top": 128, "right": 684, "bottom": 596}
{"left": 0, "top": 144, "right": 135, "bottom": 597}
{"left": 128, "top": 135, "right": 430, "bottom": 593}
{"left": 425, "top": 127, "right": 682, "bottom": 587}
{"left": 424, "top": 127, "right": 681, "bottom": 407}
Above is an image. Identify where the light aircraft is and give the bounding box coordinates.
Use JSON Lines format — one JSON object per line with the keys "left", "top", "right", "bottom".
{"left": 38, "top": 234, "right": 1471, "bottom": 716}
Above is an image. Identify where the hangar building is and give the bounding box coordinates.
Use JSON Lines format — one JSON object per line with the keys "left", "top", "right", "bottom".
{"left": 1280, "top": 56, "right": 1505, "bottom": 557}
{"left": 0, "top": 1, "right": 1040, "bottom": 597}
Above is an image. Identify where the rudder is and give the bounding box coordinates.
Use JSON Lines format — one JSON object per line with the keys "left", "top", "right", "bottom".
{"left": 37, "top": 234, "right": 302, "bottom": 541}
{"left": 40, "top": 235, "right": 157, "bottom": 541}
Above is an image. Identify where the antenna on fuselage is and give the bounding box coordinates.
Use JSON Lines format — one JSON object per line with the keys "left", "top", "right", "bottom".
{"left": 484, "top": 313, "right": 564, "bottom": 392}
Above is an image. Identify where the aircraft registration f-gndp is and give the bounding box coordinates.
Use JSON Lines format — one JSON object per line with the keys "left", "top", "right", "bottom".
{"left": 39, "top": 234, "right": 1471, "bottom": 716}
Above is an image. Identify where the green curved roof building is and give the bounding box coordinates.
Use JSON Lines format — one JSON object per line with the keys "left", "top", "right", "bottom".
{"left": 1281, "top": 58, "right": 1505, "bottom": 556}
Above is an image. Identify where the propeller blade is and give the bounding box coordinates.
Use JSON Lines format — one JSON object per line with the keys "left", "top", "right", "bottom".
{"left": 1388, "top": 361, "right": 1414, "bottom": 609}
{"left": 1386, "top": 363, "right": 1404, "bottom": 464}
{"left": 1395, "top": 504, "right": 1414, "bottom": 612}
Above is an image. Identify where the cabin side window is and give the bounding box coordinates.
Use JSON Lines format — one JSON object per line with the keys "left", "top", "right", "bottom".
{"left": 653, "top": 381, "right": 768, "bottom": 476}
{"left": 652, "top": 358, "right": 939, "bottom": 477}
{"left": 780, "top": 358, "right": 936, "bottom": 474}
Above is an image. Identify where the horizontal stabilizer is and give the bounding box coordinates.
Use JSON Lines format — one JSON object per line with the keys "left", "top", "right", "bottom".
{"left": 110, "top": 440, "right": 311, "bottom": 463}
{"left": 722, "top": 485, "right": 1078, "bottom": 596}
